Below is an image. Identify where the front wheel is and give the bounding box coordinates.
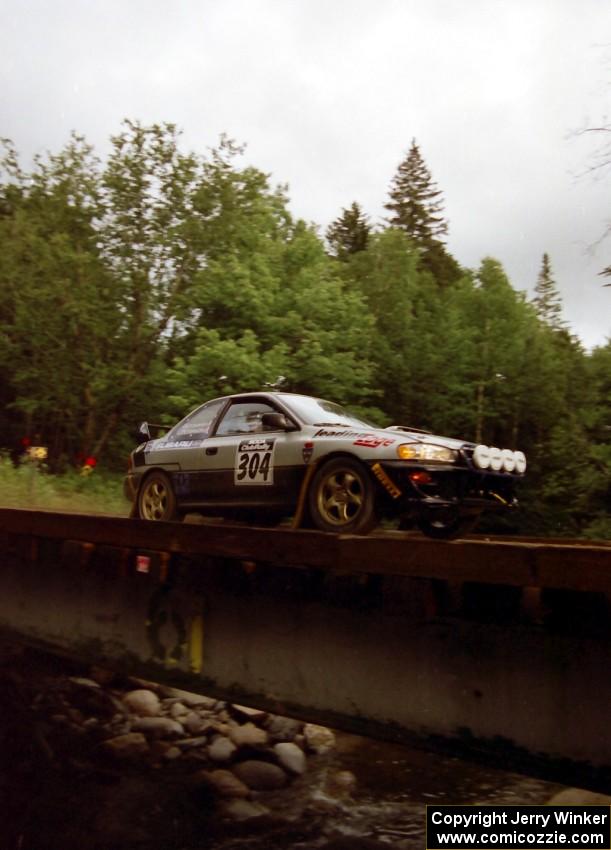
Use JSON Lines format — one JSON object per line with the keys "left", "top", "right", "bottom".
{"left": 417, "top": 510, "right": 479, "bottom": 540}
{"left": 137, "top": 471, "right": 178, "bottom": 521}
{"left": 308, "top": 457, "right": 378, "bottom": 534}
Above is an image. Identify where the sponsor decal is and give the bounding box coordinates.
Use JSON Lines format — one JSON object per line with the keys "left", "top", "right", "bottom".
{"left": 313, "top": 428, "right": 396, "bottom": 447}
{"left": 159, "top": 439, "right": 201, "bottom": 449}
{"left": 235, "top": 438, "right": 276, "bottom": 486}
{"left": 302, "top": 441, "right": 314, "bottom": 464}
{"left": 354, "top": 434, "right": 396, "bottom": 448}
{"left": 371, "top": 462, "right": 402, "bottom": 499}
{"left": 313, "top": 428, "right": 358, "bottom": 438}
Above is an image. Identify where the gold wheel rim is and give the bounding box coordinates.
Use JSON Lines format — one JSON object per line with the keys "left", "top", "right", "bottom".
{"left": 141, "top": 479, "right": 169, "bottom": 521}
{"left": 316, "top": 469, "right": 364, "bottom": 527}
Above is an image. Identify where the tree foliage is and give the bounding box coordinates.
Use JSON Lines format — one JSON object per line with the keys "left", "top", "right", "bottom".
{"left": 532, "top": 253, "right": 565, "bottom": 330}
{"left": 326, "top": 201, "right": 371, "bottom": 260}
{"left": 0, "top": 124, "right": 609, "bottom": 537}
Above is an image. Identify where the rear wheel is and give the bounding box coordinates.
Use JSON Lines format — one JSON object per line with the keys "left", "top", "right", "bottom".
{"left": 308, "top": 457, "right": 378, "bottom": 534}
{"left": 138, "top": 471, "right": 178, "bottom": 521}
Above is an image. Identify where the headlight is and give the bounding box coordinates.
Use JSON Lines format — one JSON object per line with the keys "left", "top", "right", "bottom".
{"left": 397, "top": 443, "right": 457, "bottom": 463}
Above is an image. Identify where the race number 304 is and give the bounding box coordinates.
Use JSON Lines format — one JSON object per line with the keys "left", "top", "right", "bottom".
{"left": 235, "top": 438, "right": 275, "bottom": 485}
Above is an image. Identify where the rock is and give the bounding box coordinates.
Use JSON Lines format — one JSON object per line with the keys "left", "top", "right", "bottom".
{"left": 273, "top": 742, "right": 306, "bottom": 775}
{"left": 149, "top": 740, "right": 175, "bottom": 759}
{"left": 175, "top": 736, "right": 209, "bottom": 750}
{"left": 132, "top": 717, "right": 184, "bottom": 738}
{"left": 208, "top": 735, "right": 237, "bottom": 763}
{"left": 220, "top": 799, "right": 271, "bottom": 820}
{"left": 326, "top": 770, "right": 357, "bottom": 797}
{"left": 304, "top": 723, "right": 336, "bottom": 754}
{"left": 68, "top": 676, "right": 100, "bottom": 689}
{"left": 169, "top": 701, "right": 189, "bottom": 719}
{"left": 184, "top": 711, "right": 212, "bottom": 735}
{"left": 265, "top": 714, "right": 303, "bottom": 742}
{"left": 166, "top": 689, "right": 217, "bottom": 710}
{"left": 547, "top": 788, "right": 611, "bottom": 806}
{"left": 66, "top": 678, "right": 125, "bottom": 720}
{"left": 232, "top": 760, "right": 287, "bottom": 791}
{"left": 162, "top": 746, "right": 183, "bottom": 760}
{"left": 231, "top": 703, "right": 267, "bottom": 723}
{"left": 102, "top": 732, "right": 149, "bottom": 759}
{"left": 196, "top": 769, "right": 250, "bottom": 799}
{"left": 122, "top": 689, "right": 161, "bottom": 717}
{"left": 88, "top": 665, "right": 116, "bottom": 687}
{"left": 229, "top": 722, "right": 269, "bottom": 748}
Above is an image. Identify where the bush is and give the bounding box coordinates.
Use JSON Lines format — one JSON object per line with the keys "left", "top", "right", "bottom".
{"left": 0, "top": 455, "right": 128, "bottom": 515}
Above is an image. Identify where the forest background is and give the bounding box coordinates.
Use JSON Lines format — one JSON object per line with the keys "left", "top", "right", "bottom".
{"left": 0, "top": 121, "right": 609, "bottom": 537}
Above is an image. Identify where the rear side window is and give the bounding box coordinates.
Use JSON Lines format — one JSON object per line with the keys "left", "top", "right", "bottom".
{"left": 171, "top": 399, "right": 226, "bottom": 440}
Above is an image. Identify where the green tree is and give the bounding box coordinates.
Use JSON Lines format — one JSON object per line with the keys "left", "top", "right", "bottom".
{"left": 384, "top": 140, "right": 461, "bottom": 285}
{"left": 326, "top": 201, "right": 371, "bottom": 260}
{"left": 532, "top": 253, "right": 565, "bottom": 330}
{"left": 0, "top": 135, "right": 123, "bottom": 463}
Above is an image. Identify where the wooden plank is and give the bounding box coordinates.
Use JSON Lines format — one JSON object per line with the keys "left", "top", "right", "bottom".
{"left": 0, "top": 507, "right": 609, "bottom": 592}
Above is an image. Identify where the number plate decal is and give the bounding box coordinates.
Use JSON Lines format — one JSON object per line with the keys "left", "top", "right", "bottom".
{"left": 235, "top": 438, "right": 276, "bottom": 486}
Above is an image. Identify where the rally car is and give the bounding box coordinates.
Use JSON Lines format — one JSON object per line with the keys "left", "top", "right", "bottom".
{"left": 124, "top": 392, "right": 526, "bottom": 539}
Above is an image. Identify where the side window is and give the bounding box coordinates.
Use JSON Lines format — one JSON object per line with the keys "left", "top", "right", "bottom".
{"left": 215, "top": 401, "right": 277, "bottom": 437}
{"left": 171, "top": 399, "right": 226, "bottom": 440}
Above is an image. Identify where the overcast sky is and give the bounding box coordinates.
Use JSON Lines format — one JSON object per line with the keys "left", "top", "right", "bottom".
{"left": 2, "top": 0, "right": 610, "bottom": 348}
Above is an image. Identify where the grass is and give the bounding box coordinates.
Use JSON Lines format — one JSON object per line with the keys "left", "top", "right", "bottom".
{"left": 0, "top": 455, "right": 130, "bottom": 516}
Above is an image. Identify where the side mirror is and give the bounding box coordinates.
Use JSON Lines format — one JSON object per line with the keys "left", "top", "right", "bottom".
{"left": 139, "top": 421, "right": 151, "bottom": 440}
{"left": 261, "top": 412, "right": 298, "bottom": 432}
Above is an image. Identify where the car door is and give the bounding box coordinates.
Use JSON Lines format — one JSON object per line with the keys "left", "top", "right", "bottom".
{"left": 198, "top": 397, "right": 305, "bottom": 508}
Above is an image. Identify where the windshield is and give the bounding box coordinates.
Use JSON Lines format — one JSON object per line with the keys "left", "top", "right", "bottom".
{"left": 281, "top": 395, "right": 375, "bottom": 429}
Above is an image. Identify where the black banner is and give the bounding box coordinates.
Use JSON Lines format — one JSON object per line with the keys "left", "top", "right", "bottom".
{"left": 427, "top": 805, "right": 611, "bottom": 850}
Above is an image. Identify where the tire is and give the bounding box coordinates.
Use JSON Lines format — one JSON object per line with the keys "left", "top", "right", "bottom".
{"left": 418, "top": 510, "right": 479, "bottom": 540}
{"left": 308, "top": 457, "right": 378, "bottom": 534}
{"left": 137, "top": 471, "right": 179, "bottom": 521}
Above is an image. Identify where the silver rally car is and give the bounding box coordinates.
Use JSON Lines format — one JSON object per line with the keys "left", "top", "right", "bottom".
{"left": 124, "top": 392, "right": 526, "bottom": 539}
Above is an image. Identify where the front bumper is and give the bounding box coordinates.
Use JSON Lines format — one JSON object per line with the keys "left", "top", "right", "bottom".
{"left": 378, "top": 461, "right": 520, "bottom": 513}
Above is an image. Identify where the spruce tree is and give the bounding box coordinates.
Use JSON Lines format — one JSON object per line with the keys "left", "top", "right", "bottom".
{"left": 385, "top": 139, "right": 448, "bottom": 244}
{"left": 326, "top": 201, "right": 371, "bottom": 260}
{"left": 385, "top": 140, "right": 460, "bottom": 285}
{"left": 532, "top": 253, "right": 565, "bottom": 330}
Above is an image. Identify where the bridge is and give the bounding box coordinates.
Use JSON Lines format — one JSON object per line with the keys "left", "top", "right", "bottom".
{"left": 1, "top": 507, "right": 610, "bottom": 787}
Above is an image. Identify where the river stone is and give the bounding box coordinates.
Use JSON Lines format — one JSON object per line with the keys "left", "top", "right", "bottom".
{"left": 102, "top": 732, "right": 149, "bottom": 759}
{"left": 273, "top": 742, "right": 306, "bottom": 775}
{"left": 265, "top": 715, "right": 303, "bottom": 742}
{"left": 197, "top": 769, "right": 250, "bottom": 798}
{"left": 162, "top": 746, "right": 183, "bottom": 760}
{"left": 220, "top": 799, "right": 271, "bottom": 820}
{"left": 68, "top": 676, "right": 100, "bottom": 689}
{"left": 169, "top": 701, "right": 189, "bottom": 719}
{"left": 326, "top": 769, "right": 357, "bottom": 797}
{"left": 303, "top": 723, "right": 336, "bottom": 754}
{"left": 232, "top": 760, "right": 287, "bottom": 790}
{"left": 175, "top": 736, "right": 208, "bottom": 750}
{"left": 167, "top": 689, "right": 217, "bottom": 710}
{"left": 132, "top": 717, "right": 184, "bottom": 738}
{"left": 231, "top": 704, "right": 267, "bottom": 723}
{"left": 208, "top": 735, "right": 237, "bottom": 763}
{"left": 547, "top": 789, "right": 611, "bottom": 806}
{"left": 229, "top": 722, "right": 269, "bottom": 748}
{"left": 184, "top": 711, "right": 212, "bottom": 735}
{"left": 122, "top": 689, "right": 161, "bottom": 717}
